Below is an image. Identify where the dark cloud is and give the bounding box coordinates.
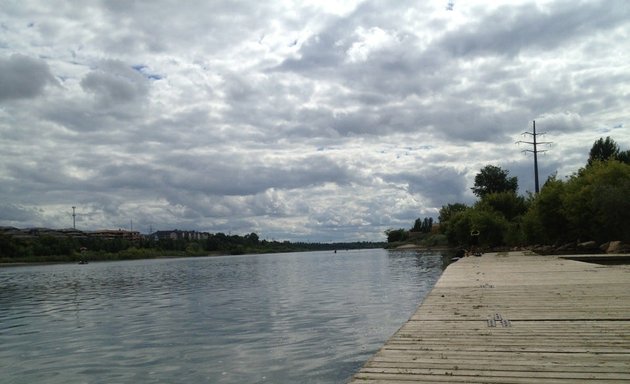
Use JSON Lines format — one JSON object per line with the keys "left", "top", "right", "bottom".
{"left": 438, "top": 1, "right": 630, "bottom": 58}
{"left": 0, "top": 204, "right": 42, "bottom": 224}
{"left": 380, "top": 166, "right": 469, "bottom": 207}
{"left": 81, "top": 60, "right": 149, "bottom": 107}
{"left": 0, "top": 54, "right": 57, "bottom": 101}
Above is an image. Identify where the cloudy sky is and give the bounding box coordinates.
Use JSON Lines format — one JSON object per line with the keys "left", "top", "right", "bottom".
{"left": 1, "top": 0, "right": 629, "bottom": 242}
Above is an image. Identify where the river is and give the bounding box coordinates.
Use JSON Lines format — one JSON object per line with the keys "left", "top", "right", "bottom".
{"left": 0, "top": 249, "right": 448, "bottom": 383}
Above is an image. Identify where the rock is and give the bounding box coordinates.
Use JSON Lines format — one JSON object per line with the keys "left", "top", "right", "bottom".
{"left": 577, "top": 241, "right": 598, "bottom": 250}
{"left": 556, "top": 242, "right": 576, "bottom": 252}
{"left": 605, "top": 241, "right": 624, "bottom": 254}
{"left": 541, "top": 245, "right": 555, "bottom": 254}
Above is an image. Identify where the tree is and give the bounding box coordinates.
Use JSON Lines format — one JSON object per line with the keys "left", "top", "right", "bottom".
{"left": 618, "top": 150, "right": 630, "bottom": 165}
{"left": 587, "top": 136, "right": 619, "bottom": 166}
{"left": 423, "top": 217, "right": 434, "bottom": 233}
{"left": 386, "top": 228, "right": 408, "bottom": 243}
{"left": 476, "top": 192, "right": 527, "bottom": 221}
{"left": 522, "top": 174, "right": 569, "bottom": 244}
{"left": 564, "top": 160, "right": 630, "bottom": 243}
{"left": 438, "top": 203, "right": 468, "bottom": 224}
{"left": 471, "top": 165, "right": 518, "bottom": 198}
{"left": 444, "top": 207, "right": 508, "bottom": 247}
{"left": 245, "top": 232, "right": 259, "bottom": 244}
{"left": 411, "top": 217, "right": 433, "bottom": 233}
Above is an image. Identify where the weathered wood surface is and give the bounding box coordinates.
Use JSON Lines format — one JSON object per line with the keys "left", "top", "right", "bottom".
{"left": 349, "top": 252, "right": 630, "bottom": 383}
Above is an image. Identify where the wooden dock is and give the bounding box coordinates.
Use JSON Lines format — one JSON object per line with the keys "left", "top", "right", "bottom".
{"left": 349, "top": 251, "right": 630, "bottom": 383}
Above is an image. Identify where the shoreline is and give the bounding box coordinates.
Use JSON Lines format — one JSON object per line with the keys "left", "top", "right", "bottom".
{"left": 391, "top": 244, "right": 453, "bottom": 251}
{"left": 0, "top": 247, "right": 389, "bottom": 267}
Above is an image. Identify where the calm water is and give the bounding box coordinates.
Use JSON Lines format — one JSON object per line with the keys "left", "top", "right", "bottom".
{"left": 0, "top": 249, "right": 448, "bottom": 383}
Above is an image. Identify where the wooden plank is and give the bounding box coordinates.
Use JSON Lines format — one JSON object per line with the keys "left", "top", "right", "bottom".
{"left": 348, "top": 252, "right": 630, "bottom": 383}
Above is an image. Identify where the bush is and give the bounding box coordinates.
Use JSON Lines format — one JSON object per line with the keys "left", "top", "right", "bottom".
{"left": 386, "top": 228, "right": 409, "bottom": 243}
{"left": 445, "top": 207, "right": 508, "bottom": 247}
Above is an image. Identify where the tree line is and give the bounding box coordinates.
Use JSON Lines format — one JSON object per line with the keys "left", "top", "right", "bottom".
{"left": 0, "top": 231, "right": 385, "bottom": 263}
{"left": 389, "top": 136, "right": 630, "bottom": 250}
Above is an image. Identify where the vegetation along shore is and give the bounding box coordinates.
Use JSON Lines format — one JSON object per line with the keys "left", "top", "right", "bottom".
{"left": 385, "top": 136, "right": 630, "bottom": 255}
{"left": 0, "top": 226, "right": 384, "bottom": 264}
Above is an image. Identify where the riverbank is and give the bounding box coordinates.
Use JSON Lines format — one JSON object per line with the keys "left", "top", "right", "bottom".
{"left": 350, "top": 251, "right": 630, "bottom": 382}
{"left": 0, "top": 245, "right": 390, "bottom": 266}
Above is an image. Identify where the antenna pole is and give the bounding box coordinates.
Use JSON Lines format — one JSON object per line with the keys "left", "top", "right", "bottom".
{"left": 72, "top": 206, "right": 76, "bottom": 229}
{"left": 516, "top": 120, "right": 552, "bottom": 194}
{"left": 533, "top": 121, "right": 539, "bottom": 193}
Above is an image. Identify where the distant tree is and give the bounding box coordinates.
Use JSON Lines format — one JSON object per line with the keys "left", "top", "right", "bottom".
{"left": 245, "top": 232, "right": 259, "bottom": 244}
{"left": 423, "top": 217, "right": 434, "bottom": 233}
{"left": 476, "top": 191, "right": 527, "bottom": 221}
{"left": 411, "top": 217, "right": 434, "bottom": 233}
{"left": 444, "top": 207, "right": 508, "bottom": 247}
{"left": 587, "top": 136, "right": 620, "bottom": 166}
{"left": 438, "top": 203, "right": 468, "bottom": 224}
{"left": 471, "top": 165, "right": 518, "bottom": 198}
{"left": 385, "top": 228, "right": 409, "bottom": 243}
{"left": 411, "top": 218, "right": 423, "bottom": 232}
{"left": 0, "top": 233, "right": 19, "bottom": 258}
{"left": 618, "top": 149, "right": 630, "bottom": 165}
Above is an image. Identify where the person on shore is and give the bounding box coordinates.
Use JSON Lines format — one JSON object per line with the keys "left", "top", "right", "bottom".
{"left": 469, "top": 229, "right": 480, "bottom": 256}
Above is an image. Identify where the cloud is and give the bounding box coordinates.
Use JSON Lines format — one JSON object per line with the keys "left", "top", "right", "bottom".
{"left": 438, "top": 1, "right": 630, "bottom": 58}
{"left": 379, "top": 166, "right": 470, "bottom": 207}
{"left": 0, "top": 204, "right": 43, "bottom": 225}
{"left": 0, "top": 54, "right": 58, "bottom": 101}
{"left": 0, "top": 0, "right": 629, "bottom": 241}
{"left": 81, "top": 60, "right": 149, "bottom": 107}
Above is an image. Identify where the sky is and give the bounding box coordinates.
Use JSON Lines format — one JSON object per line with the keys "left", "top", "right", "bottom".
{"left": 1, "top": 0, "right": 629, "bottom": 242}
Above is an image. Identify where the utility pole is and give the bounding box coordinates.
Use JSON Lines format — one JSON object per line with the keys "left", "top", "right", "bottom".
{"left": 516, "top": 120, "right": 551, "bottom": 193}
{"left": 72, "top": 206, "right": 76, "bottom": 229}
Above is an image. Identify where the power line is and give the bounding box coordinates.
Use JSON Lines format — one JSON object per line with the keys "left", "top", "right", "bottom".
{"left": 516, "top": 120, "right": 552, "bottom": 193}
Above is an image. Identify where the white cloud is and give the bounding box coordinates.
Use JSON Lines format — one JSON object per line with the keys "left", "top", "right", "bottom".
{"left": 1, "top": 0, "right": 629, "bottom": 241}
{"left": 346, "top": 27, "right": 400, "bottom": 63}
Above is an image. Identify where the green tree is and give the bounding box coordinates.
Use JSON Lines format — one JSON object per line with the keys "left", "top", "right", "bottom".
{"left": 445, "top": 207, "right": 508, "bottom": 247}
{"left": 423, "top": 217, "right": 434, "bottom": 233}
{"left": 587, "top": 136, "right": 620, "bottom": 166}
{"left": 411, "top": 218, "right": 422, "bottom": 232}
{"left": 0, "top": 233, "right": 20, "bottom": 258}
{"left": 522, "top": 175, "right": 569, "bottom": 244}
{"left": 618, "top": 149, "right": 630, "bottom": 165}
{"left": 411, "top": 217, "right": 434, "bottom": 233}
{"left": 385, "top": 228, "right": 409, "bottom": 243}
{"left": 245, "top": 232, "right": 259, "bottom": 244}
{"left": 476, "top": 191, "right": 527, "bottom": 221}
{"left": 471, "top": 165, "right": 518, "bottom": 198}
{"left": 564, "top": 160, "right": 630, "bottom": 243}
{"left": 438, "top": 203, "right": 468, "bottom": 225}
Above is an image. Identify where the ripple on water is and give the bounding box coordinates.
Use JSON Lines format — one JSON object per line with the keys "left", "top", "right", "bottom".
{"left": 0, "top": 250, "right": 447, "bottom": 383}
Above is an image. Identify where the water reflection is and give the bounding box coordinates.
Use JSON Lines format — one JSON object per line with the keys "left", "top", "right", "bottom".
{"left": 0, "top": 249, "right": 445, "bottom": 383}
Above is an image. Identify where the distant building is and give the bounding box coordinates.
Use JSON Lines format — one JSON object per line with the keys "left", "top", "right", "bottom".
{"left": 1, "top": 226, "right": 213, "bottom": 243}
{"left": 151, "top": 230, "right": 210, "bottom": 241}
{"left": 88, "top": 229, "right": 141, "bottom": 241}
